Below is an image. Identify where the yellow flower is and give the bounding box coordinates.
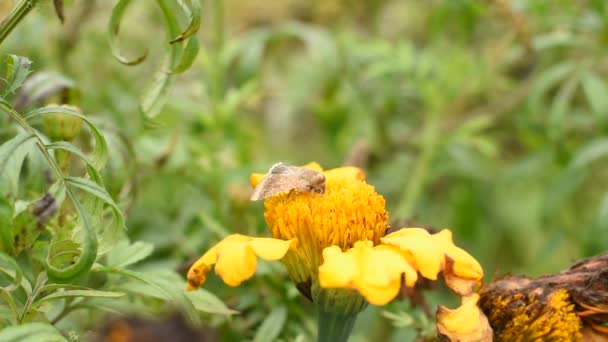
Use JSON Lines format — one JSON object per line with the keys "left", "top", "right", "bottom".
{"left": 260, "top": 164, "right": 388, "bottom": 299}
{"left": 187, "top": 163, "right": 485, "bottom": 318}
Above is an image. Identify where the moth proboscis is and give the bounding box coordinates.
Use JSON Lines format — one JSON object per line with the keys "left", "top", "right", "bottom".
{"left": 250, "top": 163, "right": 326, "bottom": 201}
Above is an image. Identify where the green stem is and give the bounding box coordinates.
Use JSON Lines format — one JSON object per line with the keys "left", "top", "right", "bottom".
{"left": 0, "top": 0, "right": 40, "bottom": 46}
{"left": 317, "top": 308, "right": 358, "bottom": 342}
{"left": 395, "top": 112, "right": 440, "bottom": 218}
{"left": 210, "top": 0, "right": 225, "bottom": 118}
{"left": 0, "top": 101, "right": 98, "bottom": 280}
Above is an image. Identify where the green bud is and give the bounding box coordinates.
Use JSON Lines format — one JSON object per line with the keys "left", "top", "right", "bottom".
{"left": 42, "top": 104, "right": 83, "bottom": 142}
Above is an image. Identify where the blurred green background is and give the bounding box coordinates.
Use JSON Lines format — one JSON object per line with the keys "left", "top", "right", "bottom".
{"left": 2, "top": 0, "right": 608, "bottom": 340}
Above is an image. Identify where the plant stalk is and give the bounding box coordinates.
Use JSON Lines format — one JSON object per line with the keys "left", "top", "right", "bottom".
{"left": 0, "top": 0, "right": 40, "bottom": 46}
{"left": 317, "top": 308, "right": 358, "bottom": 342}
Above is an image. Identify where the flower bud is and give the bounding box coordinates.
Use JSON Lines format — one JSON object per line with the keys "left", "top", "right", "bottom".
{"left": 42, "top": 104, "right": 83, "bottom": 142}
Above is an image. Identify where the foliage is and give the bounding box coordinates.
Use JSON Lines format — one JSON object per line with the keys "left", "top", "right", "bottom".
{"left": 1, "top": 0, "right": 607, "bottom": 340}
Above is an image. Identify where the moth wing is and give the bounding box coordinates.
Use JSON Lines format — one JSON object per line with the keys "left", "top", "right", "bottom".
{"left": 269, "top": 162, "right": 299, "bottom": 175}
{"left": 250, "top": 174, "right": 308, "bottom": 200}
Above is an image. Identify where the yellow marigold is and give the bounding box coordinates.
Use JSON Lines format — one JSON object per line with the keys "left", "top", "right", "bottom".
{"left": 260, "top": 164, "right": 388, "bottom": 298}
{"left": 187, "top": 163, "right": 486, "bottom": 321}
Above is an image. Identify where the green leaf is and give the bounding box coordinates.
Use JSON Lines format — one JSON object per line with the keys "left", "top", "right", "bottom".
{"left": 186, "top": 289, "right": 238, "bottom": 315}
{"left": 45, "top": 141, "right": 103, "bottom": 181}
{"left": 2, "top": 55, "right": 32, "bottom": 96}
{"left": 253, "top": 306, "right": 288, "bottom": 342}
{"left": 34, "top": 289, "right": 124, "bottom": 306}
{"left": 98, "top": 268, "right": 200, "bottom": 324}
{"left": 140, "top": 71, "right": 174, "bottom": 121}
{"left": 108, "top": 0, "right": 148, "bottom": 65}
{"left": 0, "top": 323, "right": 68, "bottom": 342}
{"left": 0, "top": 132, "right": 36, "bottom": 196}
{"left": 23, "top": 105, "right": 108, "bottom": 170}
{"left": 0, "top": 198, "right": 14, "bottom": 254}
{"left": 168, "top": 37, "right": 200, "bottom": 74}
{"left": 528, "top": 62, "right": 577, "bottom": 115}
{"left": 106, "top": 240, "right": 153, "bottom": 268}
{"left": 570, "top": 138, "right": 608, "bottom": 169}
{"left": 542, "top": 167, "right": 586, "bottom": 219}
{"left": 169, "top": 0, "right": 201, "bottom": 44}
{"left": 582, "top": 72, "right": 608, "bottom": 118}
{"left": 64, "top": 176, "right": 125, "bottom": 230}
{"left": 0, "top": 252, "right": 22, "bottom": 291}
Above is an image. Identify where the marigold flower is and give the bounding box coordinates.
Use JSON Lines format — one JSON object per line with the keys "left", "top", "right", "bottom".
{"left": 186, "top": 163, "right": 488, "bottom": 339}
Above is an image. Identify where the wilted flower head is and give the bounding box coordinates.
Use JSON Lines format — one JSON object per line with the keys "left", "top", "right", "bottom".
{"left": 479, "top": 252, "right": 608, "bottom": 341}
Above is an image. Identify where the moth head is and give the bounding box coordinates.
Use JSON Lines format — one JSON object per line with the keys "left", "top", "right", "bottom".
{"left": 309, "top": 173, "right": 326, "bottom": 194}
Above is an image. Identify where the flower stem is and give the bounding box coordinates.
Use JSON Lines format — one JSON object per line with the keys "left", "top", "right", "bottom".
{"left": 0, "top": 0, "right": 39, "bottom": 46}
{"left": 317, "top": 308, "right": 358, "bottom": 342}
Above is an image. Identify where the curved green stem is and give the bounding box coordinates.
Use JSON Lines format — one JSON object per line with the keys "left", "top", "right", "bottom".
{"left": 0, "top": 101, "right": 97, "bottom": 280}
{"left": 0, "top": 0, "right": 40, "bottom": 46}
{"left": 317, "top": 308, "right": 358, "bottom": 342}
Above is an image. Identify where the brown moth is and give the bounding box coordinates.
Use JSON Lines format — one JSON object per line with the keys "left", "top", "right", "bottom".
{"left": 250, "top": 162, "right": 326, "bottom": 201}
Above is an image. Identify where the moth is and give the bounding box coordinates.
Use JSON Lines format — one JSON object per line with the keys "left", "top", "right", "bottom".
{"left": 250, "top": 162, "right": 326, "bottom": 201}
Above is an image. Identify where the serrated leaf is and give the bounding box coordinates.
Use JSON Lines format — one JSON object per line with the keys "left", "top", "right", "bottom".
{"left": 106, "top": 240, "right": 154, "bottom": 268}
{"left": 45, "top": 141, "right": 102, "bottom": 179}
{"left": 253, "top": 306, "right": 287, "bottom": 342}
{"left": 65, "top": 176, "right": 125, "bottom": 229}
{"left": 108, "top": 0, "right": 148, "bottom": 65}
{"left": 0, "top": 323, "right": 68, "bottom": 342}
{"left": 0, "top": 132, "right": 36, "bottom": 196}
{"left": 34, "top": 289, "right": 124, "bottom": 306}
{"left": 186, "top": 288, "right": 238, "bottom": 315}
{"left": 2, "top": 55, "right": 32, "bottom": 96}
{"left": 23, "top": 106, "right": 108, "bottom": 170}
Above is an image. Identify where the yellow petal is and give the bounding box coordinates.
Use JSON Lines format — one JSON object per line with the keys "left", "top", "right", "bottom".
{"left": 382, "top": 229, "right": 443, "bottom": 280}
{"left": 248, "top": 238, "right": 297, "bottom": 260}
{"left": 318, "top": 246, "right": 358, "bottom": 287}
{"left": 186, "top": 246, "right": 218, "bottom": 291}
{"left": 323, "top": 166, "right": 365, "bottom": 181}
{"left": 436, "top": 294, "right": 493, "bottom": 342}
{"left": 382, "top": 228, "right": 483, "bottom": 284}
{"left": 215, "top": 238, "right": 258, "bottom": 287}
{"left": 185, "top": 234, "right": 296, "bottom": 290}
{"left": 318, "top": 241, "right": 417, "bottom": 305}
